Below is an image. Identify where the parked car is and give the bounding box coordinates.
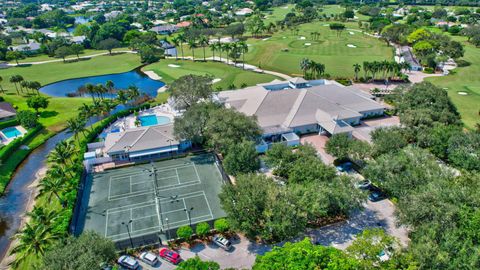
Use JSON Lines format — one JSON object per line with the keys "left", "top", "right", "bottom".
{"left": 212, "top": 235, "right": 233, "bottom": 251}
{"left": 368, "top": 190, "right": 386, "bottom": 202}
{"left": 117, "top": 255, "right": 140, "bottom": 270}
{"left": 336, "top": 162, "right": 353, "bottom": 172}
{"left": 139, "top": 251, "right": 159, "bottom": 266}
{"left": 159, "top": 248, "right": 181, "bottom": 265}
{"left": 355, "top": 179, "right": 372, "bottom": 189}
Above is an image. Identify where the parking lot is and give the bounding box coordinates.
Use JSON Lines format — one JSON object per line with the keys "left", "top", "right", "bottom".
{"left": 127, "top": 198, "right": 409, "bottom": 270}
{"left": 352, "top": 116, "right": 400, "bottom": 143}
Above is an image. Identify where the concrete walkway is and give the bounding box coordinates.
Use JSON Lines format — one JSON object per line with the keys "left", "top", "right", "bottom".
{"left": 6, "top": 50, "right": 136, "bottom": 66}
{"left": 166, "top": 56, "right": 292, "bottom": 80}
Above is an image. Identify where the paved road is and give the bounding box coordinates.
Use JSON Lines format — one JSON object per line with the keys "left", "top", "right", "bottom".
{"left": 129, "top": 198, "right": 408, "bottom": 270}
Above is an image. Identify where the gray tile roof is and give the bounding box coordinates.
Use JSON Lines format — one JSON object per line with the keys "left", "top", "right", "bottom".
{"left": 105, "top": 124, "right": 178, "bottom": 155}
{"left": 0, "top": 102, "right": 16, "bottom": 119}
{"left": 218, "top": 81, "right": 385, "bottom": 133}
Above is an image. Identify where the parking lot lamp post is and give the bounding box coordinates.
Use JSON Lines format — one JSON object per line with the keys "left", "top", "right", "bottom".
{"left": 184, "top": 207, "right": 194, "bottom": 229}
{"left": 121, "top": 220, "right": 134, "bottom": 249}
{"left": 165, "top": 218, "right": 170, "bottom": 240}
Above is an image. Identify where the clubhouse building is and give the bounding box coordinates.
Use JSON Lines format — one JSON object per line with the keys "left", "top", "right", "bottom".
{"left": 217, "top": 78, "right": 385, "bottom": 152}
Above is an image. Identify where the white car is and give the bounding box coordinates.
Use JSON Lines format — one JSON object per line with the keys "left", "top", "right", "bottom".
{"left": 139, "top": 251, "right": 159, "bottom": 266}
{"left": 212, "top": 235, "right": 232, "bottom": 251}
{"left": 117, "top": 255, "right": 139, "bottom": 270}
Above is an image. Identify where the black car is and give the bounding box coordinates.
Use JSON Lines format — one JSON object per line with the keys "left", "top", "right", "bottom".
{"left": 368, "top": 190, "right": 386, "bottom": 202}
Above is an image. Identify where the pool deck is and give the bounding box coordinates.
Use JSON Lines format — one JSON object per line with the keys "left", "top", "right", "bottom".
{"left": 0, "top": 125, "right": 27, "bottom": 145}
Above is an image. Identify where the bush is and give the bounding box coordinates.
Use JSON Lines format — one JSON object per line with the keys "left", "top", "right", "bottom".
{"left": 456, "top": 60, "right": 470, "bottom": 67}
{"left": 195, "top": 222, "right": 210, "bottom": 238}
{"left": 423, "top": 67, "right": 435, "bottom": 74}
{"left": 0, "top": 118, "right": 19, "bottom": 130}
{"left": 176, "top": 225, "right": 193, "bottom": 240}
{"left": 0, "top": 126, "right": 42, "bottom": 163}
{"left": 17, "top": 110, "right": 39, "bottom": 128}
{"left": 214, "top": 218, "right": 230, "bottom": 233}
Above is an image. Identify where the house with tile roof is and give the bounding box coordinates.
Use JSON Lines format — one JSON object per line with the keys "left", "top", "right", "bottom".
{"left": 217, "top": 78, "right": 385, "bottom": 152}
{"left": 0, "top": 102, "right": 16, "bottom": 122}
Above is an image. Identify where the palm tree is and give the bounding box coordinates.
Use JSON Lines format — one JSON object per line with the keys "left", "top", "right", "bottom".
{"left": 116, "top": 90, "right": 129, "bottom": 105}
{"left": 48, "top": 140, "right": 75, "bottom": 166}
{"left": 239, "top": 41, "right": 248, "bottom": 69}
{"left": 209, "top": 42, "right": 218, "bottom": 61}
{"left": 230, "top": 42, "right": 239, "bottom": 65}
{"left": 67, "top": 117, "right": 87, "bottom": 144}
{"left": 105, "top": 80, "right": 114, "bottom": 95}
{"left": 49, "top": 162, "right": 74, "bottom": 179}
{"left": 178, "top": 34, "right": 186, "bottom": 60}
{"left": 37, "top": 176, "right": 67, "bottom": 206}
{"left": 363, "top": 61, "right": 370, "bottom": 80}
{"left": 353, "top": 63, "right": 361, "bottom": 81}
{"left": 27, "top": 206, "right": 58, "bottom": 227}
{"left": 222, "top": 43, "right": 231, "bottom": 65}
{"left": 85, "top": 83, "right": 96, "bottom": 103}
{"left": 10, "top": 223, "right": 59, "bottom": 268}
{"left": 127, "top": 85, "right": 140, "bottom": 101}
{"left": 188, "top": 39, "right": 197, "bottom": 61}
{"left": 199, "top": 35, "right": 209, "bottom": 62}
{"left": 0, "top": 76, "right": 4, "bottom": 93}
{"left": 9, "top": 75, "right": 22, "bottom": 95}
{"left": 20, "top": 80, "right": 29, "bottom": 95}
{"left": 312, "top": 62, "right": 325, "bottom": 79}
{"left": 96, "top": 84, "right": 107, "bottom": 100}
{"left": 17, "top": 75, "right": 25, "bottom": 93}
{"left": 171, "top": 37, "right": 180, "bottom": 60}
{"left": 29, "top": 81, "right": 41, "bottom": 95}
{"left": 300, "top": 58, "right": 310, "bottom": 78}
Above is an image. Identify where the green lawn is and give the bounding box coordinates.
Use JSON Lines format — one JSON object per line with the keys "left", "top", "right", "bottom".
{"left": 1, "top": 53, "right": 141, "bottom": 130}
{"left": 426, "top": 38, "right": 480, "bottom": 130}
{"left": 143, "top": 59, "right": 279, "bottom": 90}
{"left": 243, "top": 22, "right": 393, "bottom": 77}
{"left": 263, "top": 5, "right": 295, "bottom": 24}
{"left": 10, "top": 48, "right": 131, "bottom": 64}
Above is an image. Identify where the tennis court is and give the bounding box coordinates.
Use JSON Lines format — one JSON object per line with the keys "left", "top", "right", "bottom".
{"left": 80, "top": 153, "right": 227, "bottom": 247}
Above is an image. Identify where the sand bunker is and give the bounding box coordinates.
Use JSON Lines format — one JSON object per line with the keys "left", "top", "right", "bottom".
{"left": 262, "top": 37, "right": 270, "bottom": 41}
{"left": 349, "top": 31, "right": 354, "bottom": 35}
{"left": 304, "top": 43, "right": 311, "bottom": 46}
{"left": 457, "top": 91, "right": 468, "bottom": 95}
{"left": 168, "top": 64, "right": 180, "bottom": 68}
{"left": 299, "top": 36, "right": 306, "bottom": 40}
{"left": 212, "top": 78, "right": 222, "bottom": 84}
{"left": 347, "top": 44, "right": 357, "bottom": 48}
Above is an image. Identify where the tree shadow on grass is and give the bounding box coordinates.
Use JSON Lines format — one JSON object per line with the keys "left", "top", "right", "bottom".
{"left": 40, "top": 110, "right": 59, "bottom": 118}
{"left": 17, "top": 64, "right": 32, "bottom": 67}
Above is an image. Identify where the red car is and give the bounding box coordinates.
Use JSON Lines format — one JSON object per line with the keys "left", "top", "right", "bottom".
{"left": 159, "top": 248, "right": 181, "bottom": 264}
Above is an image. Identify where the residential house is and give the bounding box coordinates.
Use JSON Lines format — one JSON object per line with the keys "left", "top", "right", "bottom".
{"left": 0, "top": 102, "right": 17, "bottom": 122}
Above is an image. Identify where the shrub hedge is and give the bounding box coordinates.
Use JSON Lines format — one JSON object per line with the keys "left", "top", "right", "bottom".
{"left": 0, "top": 126, "right": 42, "bottom": 163}
{"left": 0, "top": 118, "right": 19, "bottom": 130}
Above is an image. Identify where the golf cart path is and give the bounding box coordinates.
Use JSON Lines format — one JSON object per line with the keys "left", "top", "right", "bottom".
{"left": 7, "top": 50, "right": 136, "bottom": 66}
{"left": 165, "top": 56, "right": 292, "bottom": 80}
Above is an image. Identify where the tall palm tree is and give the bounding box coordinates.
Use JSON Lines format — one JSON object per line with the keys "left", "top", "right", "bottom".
{"left": 20, "top": 80, "right": 29, "bottom": 95}
{"left": 127, "top": 85, "right": 140, "bottom": 101}
{"left": 177, "top": 34, "right": 186, "bottom": 60}
{"left": 29, "top": 81, "right": 41, "bottom": 95}
{"left": 230, "top": 42, "right": 238, "bottom": 65}
{"left": 49, "top": 162, "right": 74, "bottom": 179}
{"left": 96, "top": 84, "right": 107, "bottom": 100}
{"left": 116, "top": 90, "right": 129, "bottom": 105}
{"left": 313, "top": 62, "right": 325, "bottom": 79}
{"left": 353, "top": 63, "right": 361, "bottom": 81}
{"left": 188, "top": 39, "right": 197, "bottom": 61}
{"left": 67, "top": 117, "right": 87, "bottom": 144}
{"left": 9, "top": 75, "right": 22, "bottom": 95}
{"left": 239, "top": 41, "right": 248, "bottom": 70}
{"left": 300, "top": 58, "right": 310, "bottom": 78}
{"left": 17, "top": 75, "right": 25, "bottom": 93}
{"left": 0, "top": 76, "right": 4, "bottom": 93}
{"left": 48, "top": 140, "right": 75, "bottom": 166}
{"left": 199, "top": 35, "right": 209, "bottom": 62}
{"left": 27, "top": 206, "right": 58, "bottom": 227}
{"left": 10, "top": 223, "right": 59, "bottom": 268}
{"left": 105, "top": 80, "right": 114, "bottom": 95}
{"left": 171, "top": 37, "right": 180, "bottom": 60}
{"left": 222, "top": 43, "right": 231, "bottom": 65}
{"left": 363, "top": 61, "right": 370, "bottom": 80}
{"left": 85, "top": 83, "right": 96, "bottom": 103}
{"left": 37, "top": 176, "right": 67, "bottom": 207}
{"left": 209, "top": 42, "right": 218, "bottom": 61}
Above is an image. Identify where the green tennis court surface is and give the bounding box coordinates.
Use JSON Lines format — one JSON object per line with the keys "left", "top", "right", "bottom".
{"left": 81, "top": 153, "right": 226, "bottom": 247}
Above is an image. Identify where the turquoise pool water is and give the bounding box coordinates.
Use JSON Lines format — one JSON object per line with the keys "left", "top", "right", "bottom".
{"left": 2, "top": 127, "right": 22, "bottom": 139}
{"left": 139, "top": 115, "right": 171, "bottom": 127}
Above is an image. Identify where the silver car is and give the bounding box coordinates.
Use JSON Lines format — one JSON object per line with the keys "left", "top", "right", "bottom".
{"left": 139, "top": 251, "right": 159, "bottom": 266}
{"left": 212, "top": 235, "right": 232, "bottom": 251}
{"left": 117, "top": 255, "right": 139, "bottom": 270}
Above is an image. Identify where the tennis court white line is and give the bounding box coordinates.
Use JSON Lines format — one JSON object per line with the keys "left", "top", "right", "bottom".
{"left": 109, "top": 164, "right": 194, "bottom": 180}
{"left": 193, "top": 164, "right": 201, "bottom": 183}
{"left": 107, "top": 191, "right": 206, "bottom": 213}
{"left": 202, "top": 191, "right": 214, "bottom": 219}
{"left": 108, "top": 179, "right": 201, "bottom": 201}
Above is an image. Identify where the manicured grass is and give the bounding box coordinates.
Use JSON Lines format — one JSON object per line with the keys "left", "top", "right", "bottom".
{"left": 1, "top": 53, "right": 141, "bottom": 131}
{"left": 263, "top": 5, "right": 295, "bottom": 24}
{"left": 426, "top": 39, "right": 480, "bottom": 130}
{"left": 143, "top": 59, "right": 279, "bottom": 90}
{"left": 10, "top": 47, "right": 131, "bottom": 64}
{"left": 243, "top": 22, "right": 393, "bottom": 77}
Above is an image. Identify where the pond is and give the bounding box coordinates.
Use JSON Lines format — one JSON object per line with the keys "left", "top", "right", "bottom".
{"left": 39, "top": 69, "right": 165, "bottom": 98}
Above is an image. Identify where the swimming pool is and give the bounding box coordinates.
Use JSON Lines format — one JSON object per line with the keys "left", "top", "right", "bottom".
{"left": 138, "top": 115, "right": 171, "bottom": 127}
{"left": 2, "top": 127, "right": 22, "bottom": 139}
